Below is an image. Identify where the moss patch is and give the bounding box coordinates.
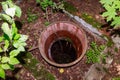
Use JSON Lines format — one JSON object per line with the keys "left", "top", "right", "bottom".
{"left": 81, "top": 13, "right": 102, "bottom": 29}
{"left": 63, "top": 2, "right": 78, "bottom": 15}
{"left": 16, "top": 52, "right": 55, "bottom": 80}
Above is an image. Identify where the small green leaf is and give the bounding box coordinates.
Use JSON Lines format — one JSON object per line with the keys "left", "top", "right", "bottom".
{"left": 112, "top": 77, "right": 120, "bottom": 80}
{"left": 3, "top": 34, "right": 10, "bottom": 41}
{"left": 0, "top": 14, "right": 13, "bottom": 24}
{"left": 8, "top": 64, "right": 14, "bottom": 70}
{"left": 1, "top": 22, "right": 12, "bottom": 40}
{"left": 7, "top": 0, "right": 14, "bottom": 8}
{"left": 1, "top": 2, "right": 8, "bottom": 11}
{"left": 49, "top": 0, "right": 54, "bottom": 6}
{"left": 11, "top": 22, "right": 16, "bottom": 28}
{"left": 100, "top": 0, "right": 114, "bottom": 6}
{"left": 111, "top": 17, "right": 120, "bottom": 28}
{"left": 14, "top": 34, "right": 20, "bottom": 40}
{"left": 113, "top": 0, "right": 120, "bottom": 10}
{"left": 13, "top": 40, "right": 27, "bottom": 48}
{"left": 1, "top": 64, "right": 11, "bottom": 70}
{"left": 0, "top": 48, "right": 3, "bottom": 53}
{"left": 1, "top": 57, "right": 10, "bottom": 63}
{"left": 0, "top": 56, "right": 1, "bottom": 60}
{"left": 99, "top": 45, "right": 105, "bottom": 51}
{"left": 5, "top": 8, "right": 16, "bottom": 17}
{"left": 18, "top": 46, "right": 25, "bottom": 51}
{"left": 14, "top": 5, "right": 22, "bottom": 18}
{"left": 9, "top": 57, "right": 19, "bottom": 65}
{"left": 4, "top": 40, "right": 9, "bottom": 51}
{"left": 44, "top": 21, "right": 50, "bottom": 26}
{"left": 0, "top": 67, "right": 5, "bottom": 79}
{"left": 10, "top": 50, "right": 20, "bottom": 57}
{"left": 0, "top": 37, "right": 3, "bottom": 42}
{"left": 12, "top": 22, "right": 18, "bottom": 36}
{"left": 19, "top": 35, "right": 28, "bottom": 42}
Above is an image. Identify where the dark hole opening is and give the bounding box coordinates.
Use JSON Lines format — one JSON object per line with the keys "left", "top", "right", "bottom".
{"left": 49, "top": 39, "right": 77, "bottom": 64}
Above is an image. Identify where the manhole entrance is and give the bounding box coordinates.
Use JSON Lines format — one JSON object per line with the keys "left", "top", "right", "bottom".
{"left": 39, "top": 21, "right": 88, "bottom": 67}
{"left": 49, "top": 38, "right": 77, "bottom": 64}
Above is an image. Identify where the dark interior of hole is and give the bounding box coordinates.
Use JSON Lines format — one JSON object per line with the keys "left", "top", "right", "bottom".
{"left": 44, "top": 30, "right": 83, "bottom": 64}
{"left": 49, "top": 39, "right": 77, "bottom": 64}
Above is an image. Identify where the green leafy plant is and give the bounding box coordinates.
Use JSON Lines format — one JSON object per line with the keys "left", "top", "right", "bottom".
{"left": 100, "top": 0, "right": 120, "bottom": 29}
{"left": 0, "top": 0, "right": 28, "bottom": 79}
{"left": 36, "top": 0, "right": 64, "bottom": 22}
{"left": 86, "top": 42, "right": 106, "bottom": 63}
{"left": 27, "top": 8, "right": 38, "bottom": 23}
{"left": 112, "top": 77, "right": 120, "bottom": 80}
{"left": 36, "top": 0, "right": 54, "bottom": 11}
{"left": 36, "top": 0, "right": 64, "bottom": 11}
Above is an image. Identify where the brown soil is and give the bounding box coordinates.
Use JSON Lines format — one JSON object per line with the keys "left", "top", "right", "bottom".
{"left": 2, "top": 0, "right": 120, "bottom": 80}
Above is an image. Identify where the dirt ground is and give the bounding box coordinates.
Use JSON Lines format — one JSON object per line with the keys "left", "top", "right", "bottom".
{"left": 1, "top": 0, "right": 120, "bottom": 80}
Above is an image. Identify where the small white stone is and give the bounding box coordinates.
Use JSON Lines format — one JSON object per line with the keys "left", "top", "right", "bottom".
{"left": 105, "top": 57, "right": 113, "bottom": 64}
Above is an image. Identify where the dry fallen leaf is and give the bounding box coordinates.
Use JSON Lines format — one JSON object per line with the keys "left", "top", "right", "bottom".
{"left": 116, "top": 64, "right": 120, "bottom": 75}
{"left": 59, "top": 68, "right": 64, "bottom": 73}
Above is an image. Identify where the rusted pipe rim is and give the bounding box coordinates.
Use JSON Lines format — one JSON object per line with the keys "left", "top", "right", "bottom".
{"left": 39, "top": 21, "right": 88, "bottom": 67}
